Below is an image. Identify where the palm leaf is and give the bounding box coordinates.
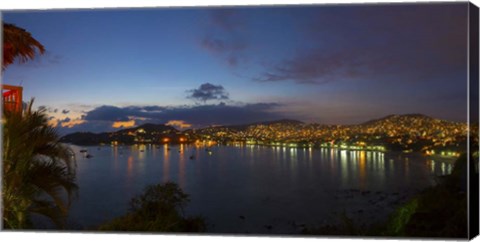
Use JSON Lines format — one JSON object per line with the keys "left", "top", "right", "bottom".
{"left": 2, "top": 22, "right": 45, "bottom": 69}
{"left": 2, "top": 99, "right": 77, "bottom": 229}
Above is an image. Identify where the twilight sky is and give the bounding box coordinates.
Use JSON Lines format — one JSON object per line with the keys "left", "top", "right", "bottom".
{"left": 2, "top": 3, "right": 469, "bottom": 134}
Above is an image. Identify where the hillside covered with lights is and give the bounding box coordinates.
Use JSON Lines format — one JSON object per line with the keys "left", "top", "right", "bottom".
{"left": 60, "top": 114, "right": 469, "bottom": 156}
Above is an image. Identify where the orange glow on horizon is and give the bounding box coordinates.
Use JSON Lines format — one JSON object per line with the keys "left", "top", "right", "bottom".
{"left": 166, "top": 120, "right": 192, "bottom": 129}
{"left": 112, "top": 120, "right": 135, "bottom": 128}
{"left": 61, "top": 119, "right": 86, "bottom": 128}
{"left": 48, "top": 119, "right": 59, "bottom": 127}
{"left": 127, "top": 116, "right": 147, "bottom": 121}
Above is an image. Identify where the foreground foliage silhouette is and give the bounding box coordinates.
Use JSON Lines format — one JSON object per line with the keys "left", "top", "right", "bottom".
{"left": 99, "top": 182, "right": 206, "bottom": 232}
{"left": 2, "top": 100, "right": 77, "bottom": 229}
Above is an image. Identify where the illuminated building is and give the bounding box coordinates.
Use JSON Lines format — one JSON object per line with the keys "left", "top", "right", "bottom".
{"left": 2, "top": 84, "right": 23, "bottom": 113}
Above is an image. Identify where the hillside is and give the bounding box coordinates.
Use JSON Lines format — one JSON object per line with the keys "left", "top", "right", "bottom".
{"left": 60, "top": 115, "right": 467, "bottom": 153}
{"left": 60, "top": 123, "right": 179, "bottom": 145}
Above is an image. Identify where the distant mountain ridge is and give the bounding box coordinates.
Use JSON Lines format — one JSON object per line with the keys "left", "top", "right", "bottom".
{"left": 218, "top": 119, "right": 305, "bottom": 132}
{"left": 360, "top": 114, "right": 434, "bottom": 125}
{"left": 60, "top": 113, "right": 467, "bottom": 155}
{"left": 60, "top": 123, "right": 178, "bottom": 145}
{"left": 61, "top": 114, "right": 462, "bottom": 137}
{"left": 115, "top": 123, "right": 177, "bottom": 134}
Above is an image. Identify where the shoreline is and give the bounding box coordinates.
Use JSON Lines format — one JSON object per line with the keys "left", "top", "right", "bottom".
{"left": 63, "top": 142, "right": 459, "bottom": 163}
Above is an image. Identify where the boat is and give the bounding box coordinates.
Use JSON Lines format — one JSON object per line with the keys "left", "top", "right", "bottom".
{"left": 85, "top": 154, "right": 93, "bottom": 158}
{"left": 79, "top": 149, "right": 88, "bottom": 153}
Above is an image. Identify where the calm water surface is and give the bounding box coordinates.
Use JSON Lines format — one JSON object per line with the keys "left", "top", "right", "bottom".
{"left": 65, "top": 144, "right": 453, "bottom": 233}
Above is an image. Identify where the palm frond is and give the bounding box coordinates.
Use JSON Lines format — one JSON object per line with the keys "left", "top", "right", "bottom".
{"left": 2, "top": 99, "right": 77, "bottom": 229}
{"left": 2, "top": 23, "right": 45, "bottom": 69}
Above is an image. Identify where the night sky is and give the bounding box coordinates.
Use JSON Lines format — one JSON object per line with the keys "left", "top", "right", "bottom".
{"left": 2, "top": 3, "right": 469, "bottom": 134}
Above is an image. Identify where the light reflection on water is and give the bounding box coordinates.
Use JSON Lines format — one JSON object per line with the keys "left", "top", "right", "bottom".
{"left": 67, "top": 144, "right": 455, "bottom": 233}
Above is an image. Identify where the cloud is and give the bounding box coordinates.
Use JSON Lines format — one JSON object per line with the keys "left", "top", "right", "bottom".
{"left": 255, "top": 4, "right": 467, "bottom": 84}
{"left": 60, "top": 118, "right": 86, "bottom": 128}
{"left": 201, "top": 9, "right": 248, "bottom": 67}
{"left": 112, "top": 120, "right": 136, "bottom": 129}
{"left": 186, "top": 83, "right": 229, "bottom": 103}
{"left": 127, "top": 116, "right": 148, "bottom": 121}
{"left": 201, "top": 37, "right": 247, "bottom": 54}
{"left": 166, "top": 120, "right": 192, "bottom": 130}
{"left": 48, "top": 118, "right": 59, "bottom": 127}
{"left": 38, "top": 105, "right": 61, "bottom": 114}
{"left": 58, "top": 121, "right": 114, "bottom": 135}
{"left": 139, "top": 106, "right": 165, "bottom": 112}
{"left": 211, "top": 9, "right": 242, "bottom": 31}
{"left": 83, "top": 105, "right": 148, "bottom": 122}
{"left": 59, "top": 102, "right": 286, "bottom": 135}
{"left": 255, "top": 50, "right": 358, "bottom": 84}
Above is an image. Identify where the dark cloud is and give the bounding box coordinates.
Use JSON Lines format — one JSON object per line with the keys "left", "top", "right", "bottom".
{"left": 211, "top": 9, "right": 242, "bottom": 31}
{"left": 255, "top": 4, "right": 467, "bottom": 84}
{"left": 201, "top": 9, "right": 248, "bottom": 67}
{"left": 141, "top": 106, "right": 166, "bottom": 112}
{"left": 186, "top": 83, "right": 229, "bottom": 103}
{"left": 83, "top": 105, "right": 149, "bottom": 122}
{"left": 62, "top": 109, "right": 70, "bottom": 114}
{"left": 151, "top": 102, "right": 284, "bottom": 127}
{"left": 255, "top": 50, "right": 359, "bottom": 84}
{"left": 62, "top": 102, "right": 286, "bottom": 135}
{"left": 201, "top": 37, "right": 247, "bottom": 54}
{"left": 38, "top": 105, "right": 60, "bottom": 113}
{"left": 57, "top": 120, "right": 113, "bottom": 135}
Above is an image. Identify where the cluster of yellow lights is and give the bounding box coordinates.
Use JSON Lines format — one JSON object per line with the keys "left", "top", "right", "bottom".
{"left": 160, "top": 137, "right": 187, "bottom": 143}
{"left": 425, "top": 150, "right": 460, "bottom": 157}
{"left": 441, "top": 151, "right": 460, "bottom": 157}
{"left": 194, "top": 140, "right": 217, "bottom": 146}
{"left": 319, "top": 143, "right": 385, "bottom": 152}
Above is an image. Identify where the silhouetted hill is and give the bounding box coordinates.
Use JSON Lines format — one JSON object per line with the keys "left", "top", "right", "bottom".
{"left": 225, "top": 119, "right": 304, "bottom": 131}
{"left": 361, "top": 114, "right": 433, "bottom": 126}
{"left": 259, "top": 119, "right": 304, "bottom": 125}
{"left": 118, "top": 123, "right": 177, "bottom": 134}
{"left": 60, "top": 132, "right": 111, "bottom": 146}
{"left": 60, "top": 114, "right": 466, "bottom": 149}
{"left": 60, "top": 123, "right": 179, "bottom": 145}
